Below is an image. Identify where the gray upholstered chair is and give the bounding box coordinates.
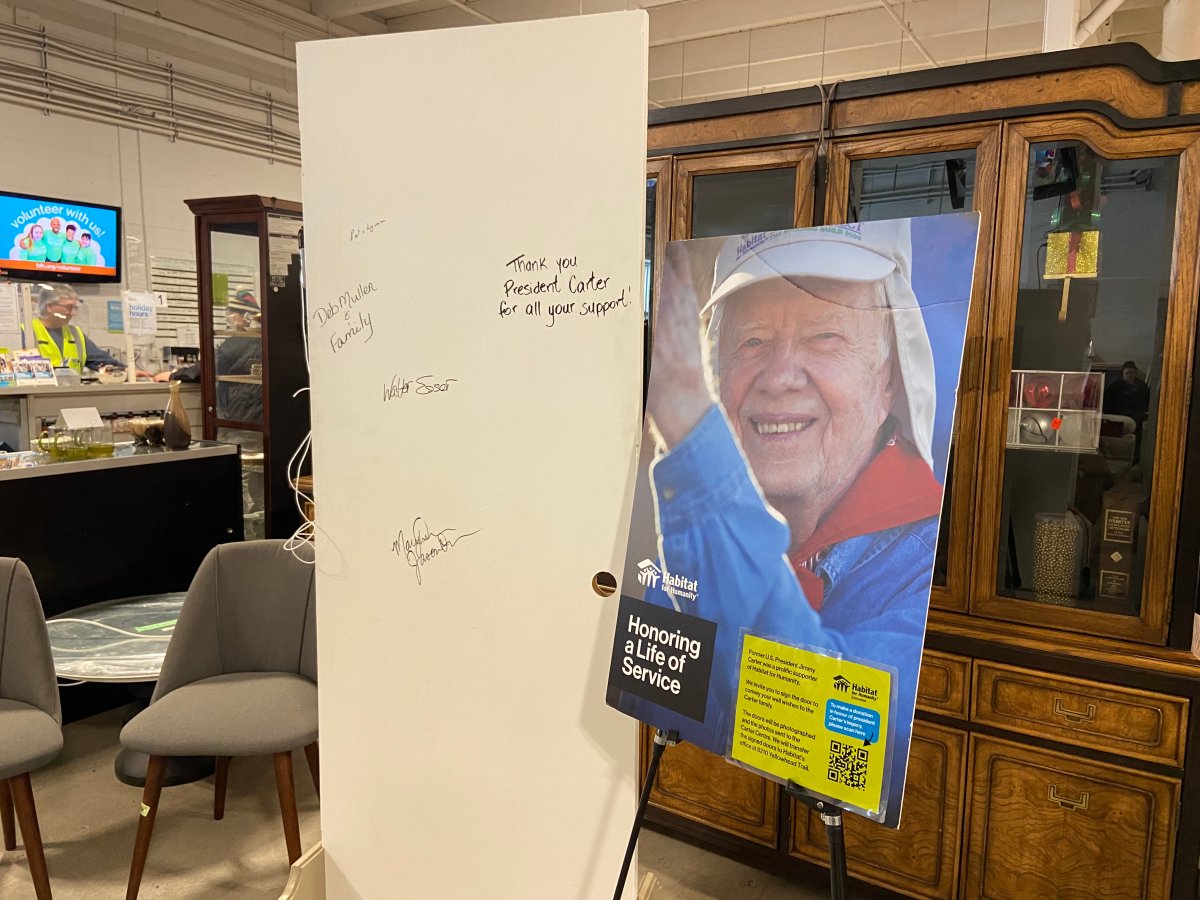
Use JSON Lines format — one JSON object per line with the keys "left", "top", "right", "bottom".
{"left": 120, "top": 539, "right": 319, "bottom": 900}
{"left": 0, "top": 558, "right": 63, "bottom": 900}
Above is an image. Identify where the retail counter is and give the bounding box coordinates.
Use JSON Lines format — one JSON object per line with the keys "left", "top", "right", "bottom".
{"left": 0, "top": 441, "right": 243, "bottom": 721}
{"left": 0, "top": 441, "right": 242, "bottom": 618}
{"left": 0, "top": 382, "right": 203, "bottom": 450}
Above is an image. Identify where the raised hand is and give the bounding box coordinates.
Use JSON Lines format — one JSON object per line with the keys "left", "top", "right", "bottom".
{"left": 647, "top": 251, "right": 714, "bottom": 447}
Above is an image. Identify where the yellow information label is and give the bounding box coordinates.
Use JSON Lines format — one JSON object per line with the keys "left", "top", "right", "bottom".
{"left": 731, "top": 634, "right": 891, "bottom": 815}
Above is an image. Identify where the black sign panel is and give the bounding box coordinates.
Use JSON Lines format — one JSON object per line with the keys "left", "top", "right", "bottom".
{"left": 608, "top": 594, "right": 717, "bottom": 722}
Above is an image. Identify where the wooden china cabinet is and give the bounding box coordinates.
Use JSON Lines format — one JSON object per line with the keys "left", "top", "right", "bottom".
{"left": 638, "top": 46, "right": 1200, "bottom": 900}
{"left": 186, "top": 195, "right": 309, "bottom": 541}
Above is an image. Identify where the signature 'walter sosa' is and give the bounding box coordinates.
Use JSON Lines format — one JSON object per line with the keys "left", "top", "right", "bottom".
{"left": 636, "top": 559, "right": 699, "bottom": 602}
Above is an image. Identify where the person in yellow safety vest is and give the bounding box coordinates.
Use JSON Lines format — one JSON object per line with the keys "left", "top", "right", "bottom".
{"left": 24, "top": 284, "right": 149, "bottom": 376}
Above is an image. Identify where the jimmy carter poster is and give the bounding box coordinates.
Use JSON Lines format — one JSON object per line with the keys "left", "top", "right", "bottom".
{"left": 607, "top": 214, "right": 979, "bottom": 826}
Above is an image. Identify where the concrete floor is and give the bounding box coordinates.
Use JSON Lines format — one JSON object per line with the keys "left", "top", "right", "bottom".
{"left": 639, "top": 830, "right": 830, "bottom": 900}
{"left": 1, "top": 706, "right": 832, "bottom": 899}
{"left": 0, "top": 706, "right": 320, "bottom": 899}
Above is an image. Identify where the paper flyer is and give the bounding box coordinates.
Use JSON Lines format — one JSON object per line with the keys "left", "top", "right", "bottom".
{"left": 14, "top": 349, "right": 56, "bottom": 385}
{"left": 607, "top": 214, "right": 980, "bottom": 826}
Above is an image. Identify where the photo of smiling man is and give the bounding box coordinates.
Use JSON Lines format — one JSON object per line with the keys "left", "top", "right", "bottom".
{"left": 612, "top": 214, "right": 979, "bottom": 827}
{"left": 43, "top": 217, "right": 66, "bottom": 262}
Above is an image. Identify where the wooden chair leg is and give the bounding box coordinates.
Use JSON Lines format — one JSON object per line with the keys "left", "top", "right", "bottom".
{"left": 0, "top": 776, "right": 16, "bottom": 851}
{"left": 272, "top": 751, "right": 302, "bottom": 865}
{"left": 9, "top": 772, "right": 52, "bottom": 900}
{"left": 302, "top": 742, "right": 320, "bottom": 797}
{"left": 126, "top": 755, "right": 167, "bottom": 900}
{"left": 213, "top": 756, "right": 232, "bottom": 820}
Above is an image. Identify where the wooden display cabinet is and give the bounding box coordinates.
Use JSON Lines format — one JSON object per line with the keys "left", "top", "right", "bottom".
{"left": 186, "top": 195, "right": 309, "bottom": 541}
{"left": 791, "top": 721, "right": 968, "bottom": 900}
{"left": 964, "top": 736, "right": 1178, "bottom": 900}
{"left": 636, "top": 45, "right": 1200, "bottom": 900}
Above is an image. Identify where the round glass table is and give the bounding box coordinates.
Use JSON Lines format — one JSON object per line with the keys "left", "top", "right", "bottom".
{"left": 47, "top": 593, "right": 215, "bottom": 786}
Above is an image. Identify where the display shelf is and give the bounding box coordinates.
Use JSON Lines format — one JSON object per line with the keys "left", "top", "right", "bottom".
{"left": 215, "top": 375, "right": 263, "bottom": 384}
{"left": 1006, "top": 370, "right": 1103, "bottom": 452}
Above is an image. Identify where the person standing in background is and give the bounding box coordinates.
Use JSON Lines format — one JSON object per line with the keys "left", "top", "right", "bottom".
{"left": 1104, "top": 360, "right": 1151, "bottom": 462}
{"left": 24, "top": 284, "right": 149, "bottom": 376}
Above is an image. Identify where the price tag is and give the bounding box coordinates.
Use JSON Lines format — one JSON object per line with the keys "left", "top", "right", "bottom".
{"left": 60, "top": 407, "right": 104, "bottom": 429}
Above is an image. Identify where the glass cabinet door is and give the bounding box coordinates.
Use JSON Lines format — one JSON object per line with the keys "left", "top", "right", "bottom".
{"left": 673, "top": 146, "right": 816, "bottom": 240}
{"left": 206, "top": 220, "right": 264, "bottom": 429}
{"left": 825, "top": 126, "right": 1002, "bottom": 612}
{"left": 203, "top": 216, "right": 266, "bottom": 538}
{"left": 973, "top": 118, "right": 1200, "bottom": 643}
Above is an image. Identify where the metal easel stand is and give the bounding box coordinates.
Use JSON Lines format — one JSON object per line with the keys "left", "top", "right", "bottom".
{"left": 611, "top": 728, "right": 680, "bottom": 900}
{"left": 786, "top": 782, "right": 847, "bottom": 900}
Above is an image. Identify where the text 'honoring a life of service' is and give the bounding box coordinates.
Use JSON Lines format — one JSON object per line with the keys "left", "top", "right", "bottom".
{"left": 731, "top": 635, "right": 892, "bottom": 816}
{"left": 608, "top": 594, "right": 716, "bottom": 722}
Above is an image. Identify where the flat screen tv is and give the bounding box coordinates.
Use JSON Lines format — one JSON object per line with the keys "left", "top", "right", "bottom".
{"left": 0, "top": 190, "right": 121, "bottom": 283}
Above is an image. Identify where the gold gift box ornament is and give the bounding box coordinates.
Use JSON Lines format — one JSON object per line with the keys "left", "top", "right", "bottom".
{"left": 1044, "top": 230, "right": 1099, "bottom": 322}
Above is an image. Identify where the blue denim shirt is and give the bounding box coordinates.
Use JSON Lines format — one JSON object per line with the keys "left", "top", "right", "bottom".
{"left": 627, "top": 405, "right": 934, "bottom": 826}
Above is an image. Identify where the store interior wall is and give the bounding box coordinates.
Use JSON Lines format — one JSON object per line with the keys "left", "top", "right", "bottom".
{"left": 0, "top": 100, "right": 299, "bottom": 367}
{"left": 0, "top": 0, "right": 301, "bottom": 370}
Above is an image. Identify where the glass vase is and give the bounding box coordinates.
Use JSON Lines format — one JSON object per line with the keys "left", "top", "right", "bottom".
{"left": 162, "top": 381, "right": 192, "bottom": 450}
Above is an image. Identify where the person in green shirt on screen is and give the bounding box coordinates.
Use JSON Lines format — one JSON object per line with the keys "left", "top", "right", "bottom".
{"left": 60, "top": 224, "right": 80, "bottom": 264}
{"left": 24, "top": 224, "right": 47, "bottom": 262}
{"left": 43, "top": 217, "right": 66, "bottom": 262}
{"left": 76, "top": 232, "right": 97, "bottom": 267}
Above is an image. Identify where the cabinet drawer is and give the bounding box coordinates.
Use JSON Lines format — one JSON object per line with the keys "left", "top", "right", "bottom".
{"left": 965, "top": 735, "right": 1178, "bottom": 900}
{"left": 917, "top": 651, "right": 970, "bottom": 719}
{"left": 972, "top": 662, "right": 1188, "bottom": 766}
{"left": 791, "top": 721, "right": 967, "bottom": 900}
{"left": 641, "top": 725, "right": 779, "bottom": 847}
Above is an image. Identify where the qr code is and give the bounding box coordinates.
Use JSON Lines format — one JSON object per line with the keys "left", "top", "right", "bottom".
{"left": 827, "top": 739, "right": 869, "bottom": 790}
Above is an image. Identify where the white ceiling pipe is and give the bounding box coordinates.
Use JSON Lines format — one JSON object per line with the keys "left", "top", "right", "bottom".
{"left": 443, "top": 0, "right": 500, "bottom": 24}
{"left": 878, "top": 0, "right": 939, "bottom": 66}
{"left": 200, "top": 0, "right": 363, "bottom": 38}
{"left": 1161, "top": 0, "right": 1200, "bottom": 61}
{"left": 313, "top": 0, "right": 424, "bottom": 18}
{"left": 1075, "top": 0, "right": 1127, "bottom": 44}
{"left": 70, "top": 0, "right": 298, "bottom": 71}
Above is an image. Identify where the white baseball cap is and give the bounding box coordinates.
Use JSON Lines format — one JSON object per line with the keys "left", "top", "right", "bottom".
{"left": 704, "top": 218, "right": 942, "bottom": 467}
{"left": 703, "top": 220, "right": 911, "bottom": 316}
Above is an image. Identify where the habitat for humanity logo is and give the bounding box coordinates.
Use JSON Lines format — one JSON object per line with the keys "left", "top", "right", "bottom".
{"left": 635, "top": 559, "right": 699, "bottom": 602}
{"left": 832, "top": 673, "right": 878, "bottom": 702}
{"left": 636, "top": 559, "right": 661, "bottom": 588}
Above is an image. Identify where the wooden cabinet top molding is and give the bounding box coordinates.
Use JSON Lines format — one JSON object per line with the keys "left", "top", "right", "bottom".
{"left": 648, "top": 44, "right": 1200, "bottom": 155}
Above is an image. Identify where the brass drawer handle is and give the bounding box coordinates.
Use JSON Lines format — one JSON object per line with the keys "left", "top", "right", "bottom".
{"left": 1053, "top": 698, "right": 1097, "bottom": 723}
{"left": 1048, "top": 785, "right": 1090, "bottom": 811}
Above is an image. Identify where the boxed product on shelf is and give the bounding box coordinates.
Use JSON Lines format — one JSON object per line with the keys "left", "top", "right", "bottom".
{"left": 1007, "top": 369, "right": 1102, "bottom": 451}
{"left": 1097, "top": 485, "right": 1143, "bottom": 601}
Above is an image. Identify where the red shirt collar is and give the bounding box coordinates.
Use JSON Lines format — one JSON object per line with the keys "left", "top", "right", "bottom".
{"left": 788, "top": 439, "right": 943, "bottom": 610}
